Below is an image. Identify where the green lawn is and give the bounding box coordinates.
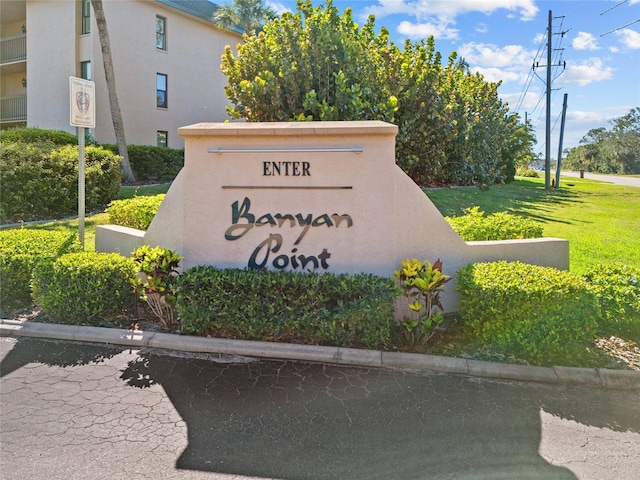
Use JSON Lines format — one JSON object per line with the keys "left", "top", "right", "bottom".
{"left": 16, "top": 177, "right": 640, "bottom": 369}
{"left": 425, "top": 176, "right": 640, "bottom": 275}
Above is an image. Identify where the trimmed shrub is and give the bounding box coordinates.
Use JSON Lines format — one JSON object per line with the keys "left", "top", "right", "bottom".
{"left": 102, "top": 144, "right": 184, "bottom": 181}
{"left": 0, "top": 229, "right": 80, "bottom": 308}
{"left": 106, "top": 194, "right": 165, "bottom": 230}
{"left": 516, "top": 168, "right": 539, "bottom": 178}
{"left": 584, "top": 263, "right": 640, "bottom": 335}
{"left": 0, "top": 127, "right": 77, "bottom": 146}
{"left": 32, "top": 252, "right": 136, "bottom": 325}
{"left": 0, "top": 142, "right": 121, "bottom": 223}
{"left": 446, "top": 206, "right": 543, "bottom": 241}
{"left": 174, "top": 266, "right": 399, "bottom": 349}
{"left": 457, "top": 261, "right": 600, "bottom": 364}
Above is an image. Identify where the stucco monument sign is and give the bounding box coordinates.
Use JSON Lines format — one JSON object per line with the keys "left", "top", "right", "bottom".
{"left": 97, "top": 121, "right": 568, "bottom": 310}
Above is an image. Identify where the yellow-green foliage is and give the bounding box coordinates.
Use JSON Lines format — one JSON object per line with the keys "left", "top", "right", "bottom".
{"left": 446, "top": 206, "right": 543, "bottom": 241}
{"left": 584, "top": 263, "right": 640, "bottom": 336}
{"left": 32, "top": 252, "right": 136, "bottom": 325}
{"left": 0, "top": 229, "right": 80, "bottom": 307}
{"left": 106, "top": 194, "right": 165, "bottom": 230}
{"left": 457, "top": 261, "right": 599, "bottom": 364}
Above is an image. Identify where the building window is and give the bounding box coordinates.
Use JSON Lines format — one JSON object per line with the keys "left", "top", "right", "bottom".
{"left": 156, "top": 73, "right": 168, "bottom": 108}
{"left": 157, "top": 131, "right": 168, "bottom": 147}
{"left": 156, "top": 16, "right": 166, "bottom": 50}
{"left": 80, "top": 61, "right": 92, "bottom": 80}
{"left": 81, "top": 0, "right": 91, "bottom": 35}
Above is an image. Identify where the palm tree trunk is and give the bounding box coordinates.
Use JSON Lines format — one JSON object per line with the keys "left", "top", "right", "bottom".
{"left": 90, "top": 0, "right": 136, "bottom": 184}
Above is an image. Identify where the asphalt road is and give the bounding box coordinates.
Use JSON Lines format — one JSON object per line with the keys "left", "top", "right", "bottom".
{"left": 561, "top": 171, "right": 640, "bottom": 188}
{"left": 1, "top": 337, "right": 639, "bottom": 480}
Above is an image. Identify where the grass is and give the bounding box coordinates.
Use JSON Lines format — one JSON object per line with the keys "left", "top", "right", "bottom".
{"left": 425, "top": 176, "right": 640, "bottom": 275}
{"left": 10, "top": 177, "right": 640, "bottom": 369}
{"left": 423, "top": 175, "right": 640, "bottom": 368}
{"left": 118, "top": 183, "right": 171, "bottom": 199}
{"left": 22, "top": 183, "right": 171, "bottom": 251}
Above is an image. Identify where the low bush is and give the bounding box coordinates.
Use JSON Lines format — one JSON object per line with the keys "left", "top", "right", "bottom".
{"left": 0, "top": 127, "right": 77, "bottom": 146}
{"left": 446, "top": 206, "right": 543, "bottom": 241}
{"left": 457, "top": 261, "right": 600, "bottom": 364}
{"left": 584, "top": 263, "right": 640, "bottom": 337}
{"left": 0, "top": 229, "right": 80, "bottom": 308}
{"left": 32, "top": 252, "right": 136, "bottom": 325}
{"left": 106, "top": 194, "right": 165, "bottom": 230}
{"left": 102, "top": 144, "right": 184, "bottom": 181}
{"left": 131, "top": 246, "right": 182, "bottom": 328}
{"left": 0, "top": 142, "right": 121, "bottom": 223}
{"left": 516, "top": 168, "right": 539, "bottom": 178}
{"left": 174, "top": 266, "right": 399, "bottom": 349}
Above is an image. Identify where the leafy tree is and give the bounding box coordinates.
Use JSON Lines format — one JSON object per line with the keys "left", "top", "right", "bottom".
{"left": 221, "top": 0, "right": 532, "bottom": 187}
{"left": 214, "top": 0, "right": 277, "bottom": 34}
{"left": 564, "top": 108, "right": 640, "bottom": 174}
{"left": 222, "top": 1, "right": 397, "bottom": 122}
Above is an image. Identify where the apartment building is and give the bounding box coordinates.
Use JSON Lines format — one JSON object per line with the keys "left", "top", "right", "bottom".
{"left": 0, "top": 0, "right": 241, "bottom": 148}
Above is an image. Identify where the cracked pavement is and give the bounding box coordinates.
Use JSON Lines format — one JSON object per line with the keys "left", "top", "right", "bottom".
{"left": 1, "top": 337, "right": 639, "bottom": 480}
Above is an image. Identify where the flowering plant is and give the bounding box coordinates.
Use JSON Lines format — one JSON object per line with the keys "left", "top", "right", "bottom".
{"left": 394, "top": 258, "right": 451, "bottom": 345}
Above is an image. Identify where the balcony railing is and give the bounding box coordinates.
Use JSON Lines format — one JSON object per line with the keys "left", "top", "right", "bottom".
{"left": 0, "top": 94, "right": 27, "bottom": 123}
{"left": 0, "top": 34, "right": 26, "bottom": 64}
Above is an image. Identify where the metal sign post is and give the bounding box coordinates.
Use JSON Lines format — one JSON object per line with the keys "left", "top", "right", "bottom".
{"left": 69, "top": 77, "right": 96, "bottom": 250}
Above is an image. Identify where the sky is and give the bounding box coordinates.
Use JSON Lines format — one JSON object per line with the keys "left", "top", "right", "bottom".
{"left": 267, "top": 0, "right": 640, "bottom": 157}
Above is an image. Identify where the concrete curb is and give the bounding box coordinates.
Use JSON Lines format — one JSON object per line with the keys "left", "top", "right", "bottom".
{"left": 2, "top": 319, "right": 639, "bottom": 390}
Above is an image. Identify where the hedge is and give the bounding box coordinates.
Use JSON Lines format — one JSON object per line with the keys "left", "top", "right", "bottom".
{"left": 0, "top": 229, "right": 80, "bottom": 308}
{"left": 102, "top": 144, "right": 183, "bottom": 181}
{"left": 446, "top": 207, "right": 543, "bottom": 241}
{"left": 457, "top": 261, "right": 599, "bottom": 364}
{"left": 105, "top": 194, "right": 166, "bottom": 230}
{"left": 0, "top": 142, "right": 121, "bottom": 223}
{"left": 584, "top": 263, "right": 640, "bottom": 336}
{"left": 0, "top": 127, "right": 77, "bottom": 146}
{"left": 32, "top": 252, "right": 136, "bottom": 325}
{"left": 174, "top": 266, "right": 399, "bottom": 349}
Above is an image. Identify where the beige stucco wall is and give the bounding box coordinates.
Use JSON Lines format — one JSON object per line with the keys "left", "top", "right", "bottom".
{"left": 96, "top": 121, "right": 570, "bottom": 312}
{"left": 26, "top": 0, "right": 77, "bottom": 131}
{"left": 20, "top": 0, "right": 238, "bottom": 148}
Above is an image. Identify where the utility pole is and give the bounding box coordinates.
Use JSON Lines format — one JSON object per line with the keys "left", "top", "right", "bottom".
{"left": 545, "top": 10, "right": 552, "bottom": 189}
{"left": 555, "top": 93, "right": 568, "bottom": 189}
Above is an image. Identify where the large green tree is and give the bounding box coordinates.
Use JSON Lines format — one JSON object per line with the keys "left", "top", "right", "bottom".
{"left": 222, "top": 0, "right": 532, "bottom": 187}
{"left": 564, "top": 108, "right": 640, "bottom": 174}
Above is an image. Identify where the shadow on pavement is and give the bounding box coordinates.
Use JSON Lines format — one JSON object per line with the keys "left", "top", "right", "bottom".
{"left": 0, "top": 336, "right": 119, "bottom": 378}
{"left": 119, "top": 350, "right": 639, "bottom": 480}
{"left": 2, "top": 338, "right": 639, "bottom": 480}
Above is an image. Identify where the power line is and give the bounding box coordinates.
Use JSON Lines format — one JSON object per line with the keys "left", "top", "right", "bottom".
{"left": 601, "top": 19, "right": 640, "bottom": 37}
{"left": 600, "top": 0, "right": 629, "bottom": 16}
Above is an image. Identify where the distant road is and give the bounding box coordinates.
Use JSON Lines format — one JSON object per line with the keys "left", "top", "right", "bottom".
{"left": 562, "top": 171, "right": 640, "bottom": 188}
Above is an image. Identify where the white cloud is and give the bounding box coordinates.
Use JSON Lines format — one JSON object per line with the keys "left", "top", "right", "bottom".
{"left": 567, "top": 106, "right": 633, "bottom": 129}
{"left": 268, "top": 2, "right": 289, "bottom": 15}
{"left": 472, "top": 67, "right": 522, "bottom": 83}
{"left": 398, "top": 20, "right": 459, "bottom": 40}
{"left": 458, "top": 42, "right": 534, "bottom": 68}
{"left": 500, "top": 90, "right": 541, "bottom": 111}
{"left": 457, "top": 42, "right": 536, "bottom": 86}
{"left": 557, "top": 58, "right": 614, "bottom": 87}
{"left": 475, "top": 22, "right": 488, "bottom": 34}
{"left": 364, "top": 0, "right": 538, "bottom": 40}
{"left": 533, "top": 33, "right": 546, "bottom": 44}
{"left": 615, "top": 29, "right": 640, "bottom": 49}
{"left": 572, "top": 32, "right": 599, "bottom": 51}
